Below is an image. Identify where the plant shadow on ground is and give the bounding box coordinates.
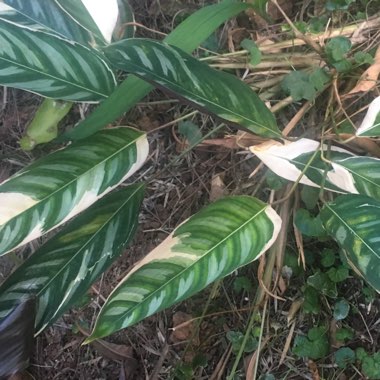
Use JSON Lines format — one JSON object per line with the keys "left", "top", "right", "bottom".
{"left": 0, "top": 0, "right": 380, "bottom": 379}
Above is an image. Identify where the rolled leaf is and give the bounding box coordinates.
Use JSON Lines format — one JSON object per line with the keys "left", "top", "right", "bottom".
{"left": 3, "top": 0, "right": 96, "bottom": 45}
{"left": 20, "top": 98, "right": 73, "bottom": 150}
{"left": 86, "top": 196, "right": 281, "bottom": 341}
{"left": 0, "top": 185, "right": 145, "bottom": 334}
{"left": 0, "top": 127, "right": 148, "bottom": 256}
{"left": 321, "top": 194, "right": 380, "bottom": 292}
{"left": 0, "top": 18, "right": 116, "bottom": 101}
{"left": 62, "top": 1, "right": 249, "bottom": 141}
{"left": 250, "top": 138, "right": 354, "bottom": 192}
{"left": 103, "top": 39, "right": 281, "bottom": 139}
{"left": 0, "top": 297, "right": 35, "bottom": 379}
{"left": 356, "top": 96, "right": 380, "bottom": 137}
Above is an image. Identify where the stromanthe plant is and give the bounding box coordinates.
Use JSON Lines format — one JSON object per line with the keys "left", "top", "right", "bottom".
{"left": 0, "top": 0, "right": 379, "bottom": 376}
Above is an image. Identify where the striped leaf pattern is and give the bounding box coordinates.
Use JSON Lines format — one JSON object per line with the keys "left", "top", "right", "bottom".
{"left": 0, "top": 2, "right": 47, "bottom": 30}
{"left": 329, "top": 156, "right": 380, "bottom": 201}
{"left": 0, "top": 127, "right": 148, "bottom": 256}
{"left": 63, "top": 1, "right": 249, "bottom": 141}
{"left": 251, "top": 139, "right": 353, "bottom": 192}
{"left": 251, "top": 138, "right": 380, "bottom": 200}
{"left": 3, "top": 0, "right": 96, "bottom": 45}
{"left": 0, "top": 185, "right": 145, "bottom": 334}
{"left": 103, "top": 39, "right": 281, "bottom": 139}
{"left": 356, "top": 96, "right": 380, "bottom": 137}
{"left": 86, "top": 196, "right": 282, "bottom": 341}
{"left": 0, "top": 18, "right": 116, "bottom": 101}
{"left": 321, "top": 194, "right": 380, "bottom": 292}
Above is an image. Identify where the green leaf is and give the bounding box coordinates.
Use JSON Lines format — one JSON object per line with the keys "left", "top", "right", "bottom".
{"left": 321, "top": 194, "right": 380, "bottom": 292}
{"left": 86, "top": 196, "right": 282, "bottom": 341}
{"left": 0, "top": 298, "right": 35, "bottom": 378}
{"left": 357, "top": 350, "right": 380, "bottom": 379}
{"left": 354, "top": 51, "right": 374, "bottom": 65}
{"left": 241, "top": 38, "right": 261, "bottom": 66}
{"left": 19, "top": 98, "right": 73, "bottom": 151}
{"left": 0, "top": 127, "right": 148, "bottom": 256}
{"left": 103, "top": 39, "right": 280, "bottom": 139}
{"left": 321, "top": 248, "right": 336, "bottom": 268}
{"left": 0, "top": 185, "right": 144, "bottom": 334}
{"left": 327, "top": 266, "right": 349, "bottom": 283}
{"left": 333, "top": 299, "right": 350, "bottom": 320}
{"left": 282, "top": 69, "right": 330, "bottom": 101}
{"left": 325, "top": 0, "right": 355, "bottom": 11}
{"left": 293, "top": 326, "right": 329, "bottom": 359}
{"left": 336, "top": 327, "right": 354, "bottom": 342}
{"left": 356, "top": 96, "right": 380, "bottom": 137}
{"left": 3, "top": 0, "right": 96, "bottom": 45}
{"left": 178, "top": 121, "right": 202, "bottom": 145}
{"left": 303, "top": 286, "right": 320, "bottom": 314}
{"left": 0, "top": 18, "right": 116, "bottom": 101}
{"left": 294, "top": 209, "right": 327, "bottom": 237}
{"left": 334, "top": 347, "right": 355, "bottom": 369}
{"left": 282, "top": 71, "right": 317, "bottom": 101}
{"left": 325, "top": 36, "right": 352, "bottom": 63}
{"left": 62, "top": 1, "right": 250, "bottom": 141}
{"left": 301, "top": 186, "right": 320, "bottom": 210}
{"left": 250, "top": 0, "right": 269, "bottom": 19}
{"left": 307, "top": 271, "right": 337, "bottom": 297}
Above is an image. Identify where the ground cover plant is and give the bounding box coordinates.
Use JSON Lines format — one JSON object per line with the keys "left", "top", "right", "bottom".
{"left": 0, "top": 0, "right": 379, "bottom": 378}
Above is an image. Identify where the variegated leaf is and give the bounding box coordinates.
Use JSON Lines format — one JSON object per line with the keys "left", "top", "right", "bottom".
{"left": 251, "top": 138, "right": 355, "bottom": 192}
{"left": 103, "top": 39, "right": 281, "bottom": 139}
{"left": 251, "top": 138, "right": 380, "bottom": 200}
{"left": 0, "top": 127, "right": 148, "bottom": 256}
{"left": 0, "top": 18, "right": 116, "bottom": 101}
{"left": 321, "top": 194, "right": 380, "bottom": 292}
{"left": 0, "top": 2, "right": 47, "bottom": 30}
{"left": 86, "top": 196, "right": 281, "bottom": 341}
{"left": 3, "top": 0, "right": 96, "bottom": 45}
{"left": 63, "top": 1, "right": 249, "bottom": 140}
{"left": 0, "top": 185, "right": 145, "bottom": 334}
{"left": 356, "top": 96, "right": 380, "bottom": 137}
{"left": 329, "top": 156, "right": 380, "bottom": 201}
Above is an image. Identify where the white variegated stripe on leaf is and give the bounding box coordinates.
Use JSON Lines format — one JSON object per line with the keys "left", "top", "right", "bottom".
{"left": 0, "top": 185, "right": 145, "bottom": 335}
{"left": 86, "top": 196, "right": 281, "bottom": 341}
{"left": 3, "top": 0, "right": 97, "bottom": 45}
{"left": 329, "top": 156, "right": 380, "bottom": 201}
{"left": 250, "top": 138, "right": 354, "bottom": 192}
{"left": 320, "top": 194, "right": 380, "bottom": 292}
{"left": 0, "top": 127, "right": 148, "bottom": 256}
{"left": 0, "top": 18, "right": 116, "bottom": 101}
{"left": 356, "top": 96, "right": 380, "bottom": 137}
{"left": 0, "top": 2, "right": 45, "bottom": 30}
{"left": 103, "top": 38, "right": 281, "bottom": 139}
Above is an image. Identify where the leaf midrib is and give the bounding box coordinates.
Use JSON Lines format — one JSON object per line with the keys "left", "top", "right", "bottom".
{"left": 108, "top": 43, "right": 281, "bottom": 138}
{"left": 5, "top": 131, "right": 143, "bottom": 233}
{"left": 104, "top": 204, "right": 271, "bottom": 329}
